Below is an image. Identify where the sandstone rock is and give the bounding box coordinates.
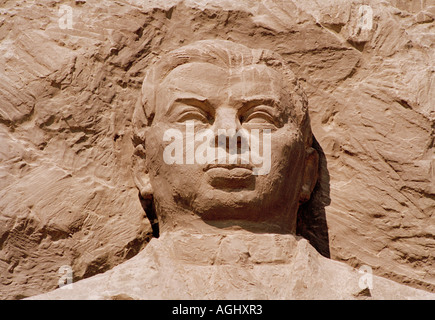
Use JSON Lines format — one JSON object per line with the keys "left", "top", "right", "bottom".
{"left": 30, "top": 230, "right": 435, "bottom": 300}
{"left": 0, "top": 0, "right": 434, "bottom": 299}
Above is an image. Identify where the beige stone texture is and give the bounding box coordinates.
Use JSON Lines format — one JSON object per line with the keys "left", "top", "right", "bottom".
{"left": 30, "top": 230, "right": 435, "bottom": 300}
{"left": 0, "top": 0, "right": 434, "bottom": 299}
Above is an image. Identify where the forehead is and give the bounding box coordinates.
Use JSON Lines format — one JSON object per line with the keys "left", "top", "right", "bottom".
{"left": 157, "top": 62, "right": 285, "bottom": 103}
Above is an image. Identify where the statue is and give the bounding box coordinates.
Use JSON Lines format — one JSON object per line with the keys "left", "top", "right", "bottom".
{"left": 131, "top": 39, "right": 319, "bottom": 237}
{"left": 30, "top": 40, "right": 434, "bottom": 300}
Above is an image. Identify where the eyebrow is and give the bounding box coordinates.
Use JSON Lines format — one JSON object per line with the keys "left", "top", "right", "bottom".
{"left": 165, "top": 95, "right": 214, "bottom": 117}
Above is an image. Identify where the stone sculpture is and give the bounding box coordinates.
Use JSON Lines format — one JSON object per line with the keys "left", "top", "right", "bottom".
{"left": 131, "top": 39, "right": 319, "bottom": 236}
{"left": 30, "top": 40, "right": 434, "bottom": 300}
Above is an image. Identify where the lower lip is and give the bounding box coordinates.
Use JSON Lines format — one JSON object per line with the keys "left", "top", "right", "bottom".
{"left": 205, "top": 167, "right": 254, "bottom": 188}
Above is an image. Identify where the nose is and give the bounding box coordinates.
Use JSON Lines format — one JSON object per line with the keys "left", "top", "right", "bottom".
{"left": 213, "top": 106, "right": 241, "bottom": 132}
{"left": 211, "top": 106, "right": 248, "bottom": 154}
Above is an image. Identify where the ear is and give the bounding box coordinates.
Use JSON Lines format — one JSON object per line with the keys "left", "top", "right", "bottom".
{"left": 132, "top": 143, "right": 154, "bottom": 200}
{"left": 299, "top": 146, "right": 319, "bottom": 204}
{"left": 132, "top": 143, "right": 159, "bottom": 237}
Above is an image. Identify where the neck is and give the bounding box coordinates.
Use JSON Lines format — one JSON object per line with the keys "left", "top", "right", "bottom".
{"left": 153, "top": 227, "right": 300, "bottom": 266}
{"left": 159, "top": 213, "right": 296, "bottom": 236}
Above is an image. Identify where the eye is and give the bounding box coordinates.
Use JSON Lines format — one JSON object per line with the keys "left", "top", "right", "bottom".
{"left": 168, "top": 98, "right": 214, "bottom": 125}
{"left": 240, "top": 106, "right": 278, "bottom": 128}
{"left": 242, "top": 111, "right": 275, "bottom": 124}
{"left": 175, "top": 107, "right": 211, "bottom": 124}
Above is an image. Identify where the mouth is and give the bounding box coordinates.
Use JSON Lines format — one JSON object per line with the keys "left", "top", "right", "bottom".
{"left": 204, "top": 163, "right": 253, "bottom": 172}
{"left": 204, "top": 163, "right": 255, "bottom": 189}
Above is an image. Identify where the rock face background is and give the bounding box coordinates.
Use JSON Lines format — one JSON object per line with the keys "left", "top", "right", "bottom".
{"left": 0, "top": 0, "right": 433, "bottom": 299}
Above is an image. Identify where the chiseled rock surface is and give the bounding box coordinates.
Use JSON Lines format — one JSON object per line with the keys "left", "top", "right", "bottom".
{"left": 0, "top": 0, "right": 434, "bottom": 298}
{"left": 30, "top": 230, "right": 435, "bottom": 300}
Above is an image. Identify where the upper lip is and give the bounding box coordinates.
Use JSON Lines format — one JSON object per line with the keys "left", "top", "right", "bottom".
{"left": 204, "top": 163, "right": 253, "bottom": 171}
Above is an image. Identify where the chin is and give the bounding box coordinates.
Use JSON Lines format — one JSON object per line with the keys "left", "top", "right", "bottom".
{"left": 190, "top": 184, "right": 266, "bottom": 221}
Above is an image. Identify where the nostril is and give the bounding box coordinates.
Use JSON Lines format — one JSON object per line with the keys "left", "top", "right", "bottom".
{"left": 213, "top": 135, "right": 227, "bottom": 148}
{"left": 237, "top": 136, "right": 242, "bottom": 154}
{"left": 212, "top": 134, "right": 249, "bottom": 155}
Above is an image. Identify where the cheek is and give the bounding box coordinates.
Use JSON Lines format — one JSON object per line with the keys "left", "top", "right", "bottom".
{"left": 144, "top": 127, "right": 165, "bottom": 174}
{"left": 145, "top": 125, "right": 204, "bottom": 194}
{"left": 268, "top": 129, "right": 305, "bottom": 183}
{"left": 272, "top": 127, "right": 303, "bottom": 159}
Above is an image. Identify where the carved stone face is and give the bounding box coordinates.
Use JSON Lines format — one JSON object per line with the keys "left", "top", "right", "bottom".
{"left": 140, "top": 56, "right": 316, "bottom": 233}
